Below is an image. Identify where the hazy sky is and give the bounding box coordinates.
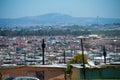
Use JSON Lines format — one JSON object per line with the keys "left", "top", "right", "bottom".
{"left": 0, "top": 0, "right": 120, "bottom": 18}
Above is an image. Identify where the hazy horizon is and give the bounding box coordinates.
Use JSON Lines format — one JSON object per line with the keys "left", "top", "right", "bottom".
{"left": 0, "top": 0, "right": 120, "bottom": 18}
{"left": 1, "top": 13, "right": 120, "bottom": 19}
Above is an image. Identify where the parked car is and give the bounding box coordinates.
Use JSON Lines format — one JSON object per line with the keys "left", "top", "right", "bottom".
{"left": 4, "top": 76, "right": 40, "bottom": 80}
{"left": 4, "top": 76, "right": 15, "bottom": 80}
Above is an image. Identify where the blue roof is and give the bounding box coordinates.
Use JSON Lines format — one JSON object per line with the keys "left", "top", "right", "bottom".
{"left": 49, "top": 37, "right": 56, "bottom": 40}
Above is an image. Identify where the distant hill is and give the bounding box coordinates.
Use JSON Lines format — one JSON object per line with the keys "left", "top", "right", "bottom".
{"left": 0, "top": 13, "right": 120, "bottom": 26}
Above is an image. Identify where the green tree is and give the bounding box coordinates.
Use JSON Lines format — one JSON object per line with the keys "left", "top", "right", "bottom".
{"left": 68, "top": 53, "right": 88, "bottom": 64}
{"left": 67, "top": 53, "right": 88, "bottom": 74}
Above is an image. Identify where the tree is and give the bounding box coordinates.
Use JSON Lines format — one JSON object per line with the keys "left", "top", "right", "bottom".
{"left": 68, "top": 53, "right": 88, "bottom": 64}
{"left": 66, "top": 53, "right": 88, "bottom": 74}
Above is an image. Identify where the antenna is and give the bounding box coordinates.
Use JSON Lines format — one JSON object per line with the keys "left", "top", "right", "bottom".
{"left": 97, "top": 16, "right": 99, "bottom": 25}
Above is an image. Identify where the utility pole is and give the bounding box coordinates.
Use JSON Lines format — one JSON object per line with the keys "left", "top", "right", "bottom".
{"left": 63, "top": 49, "right": 66, "bottom": 64}
{"left": 41, "top": 39, "right": 46, "bottom": 65}
{"left": 63, "top": 49, "right": 67, "bottom": 80}
{"left": 103, "top": 46, "right": 107, "bottom": 64}
{"left": 81, "top": 39, "right": 86, "bottom": 79}
{"left": 0, "top": 73, "right": 2, "bottom": 80}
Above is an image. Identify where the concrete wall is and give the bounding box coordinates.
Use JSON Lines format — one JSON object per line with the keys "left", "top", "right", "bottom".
{"left": 71, "top": 67, "right": 120, "bottom": 80}
{"left": 0, "top": 66, "right": 65, "bottom": 80}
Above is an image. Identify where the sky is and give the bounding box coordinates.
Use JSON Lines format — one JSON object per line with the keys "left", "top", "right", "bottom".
{"left": 0, "top": 0, "right": 120, "bottom": 18}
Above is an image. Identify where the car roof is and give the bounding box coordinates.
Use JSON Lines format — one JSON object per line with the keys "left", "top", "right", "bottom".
{"left": 14, "top": 76, "right": 40, "bottom": 80}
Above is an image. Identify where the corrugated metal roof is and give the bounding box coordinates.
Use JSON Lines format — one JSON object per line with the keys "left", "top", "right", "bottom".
{"left": 70, "top": 64, "right": 91, "bottom": 68}
{"left": 31, "top": 64, "right": 67, "bottom": 68}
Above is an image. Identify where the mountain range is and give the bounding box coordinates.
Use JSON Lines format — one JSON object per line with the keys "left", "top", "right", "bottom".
{"left": 0, "top": 13, "right": 120, "bottom": 26}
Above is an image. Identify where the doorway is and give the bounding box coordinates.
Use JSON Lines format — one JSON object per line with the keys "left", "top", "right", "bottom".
{"left": 36, "top": 71, "right": 44, "bottom": 80}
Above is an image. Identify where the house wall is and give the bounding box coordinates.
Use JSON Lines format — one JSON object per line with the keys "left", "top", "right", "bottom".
{"left": 70, "top": 67, "right": 80, "bottom": 80}
{"left": 71, "top": 67, "right": 120, "bottom": 80}
{"left": 0, "top": 66, "right": 65, "bottom": 80}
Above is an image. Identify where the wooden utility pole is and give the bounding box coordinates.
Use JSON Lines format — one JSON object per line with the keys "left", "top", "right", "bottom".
{"left": 103, "top": 46, "right": 107, "bottom": 64}
{"left": 81, "top": 39, "right": 86, "bottom": 79}
{"left": 41, "top": 39, "right": 45, "bottom": 65}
